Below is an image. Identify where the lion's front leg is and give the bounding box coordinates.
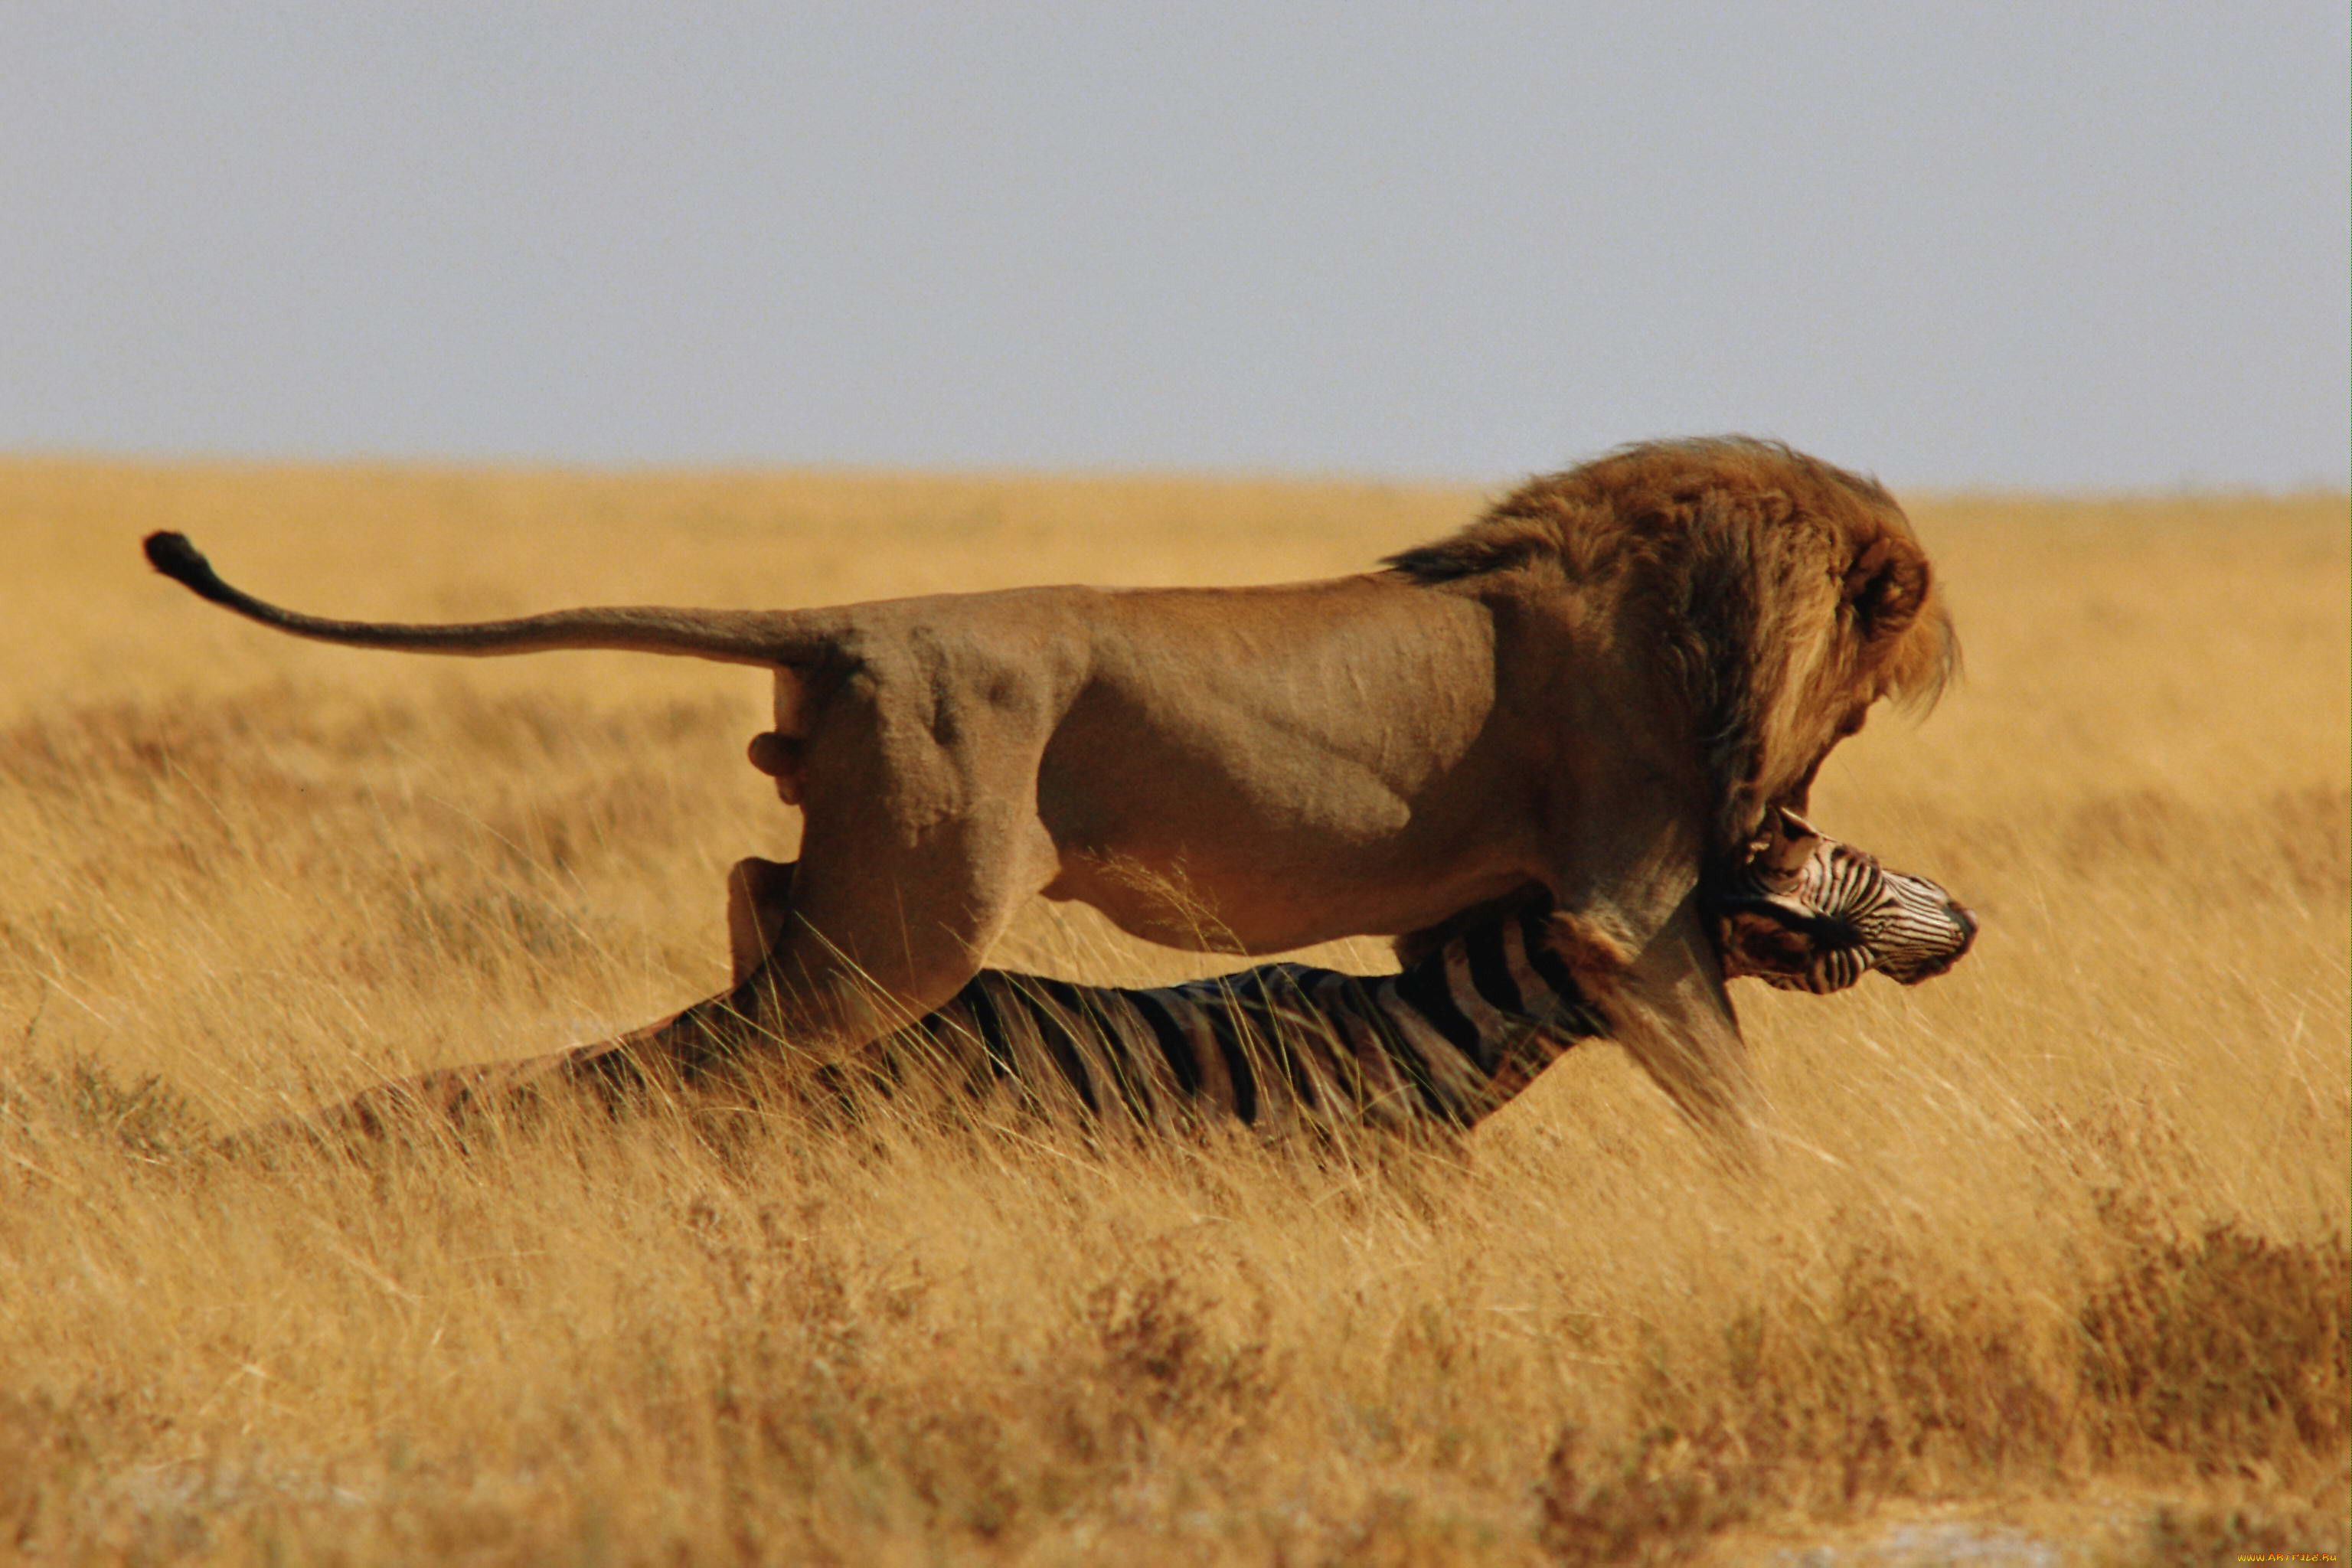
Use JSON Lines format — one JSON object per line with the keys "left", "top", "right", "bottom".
{"left": 1582, "top": 893, "right": 1763, "bottom": 1168}
{"left": 1536, "top": 804, "right": 1766, "bottom": 1168}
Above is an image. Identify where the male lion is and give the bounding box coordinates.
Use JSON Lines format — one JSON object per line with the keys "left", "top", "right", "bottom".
{"left": 145, "top": 437, "right": 1953, "bottom": 1157}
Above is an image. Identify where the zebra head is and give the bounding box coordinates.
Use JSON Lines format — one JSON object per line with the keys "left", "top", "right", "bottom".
{"left": 1710, "top": 810, "right": 1977, "bottom": 995}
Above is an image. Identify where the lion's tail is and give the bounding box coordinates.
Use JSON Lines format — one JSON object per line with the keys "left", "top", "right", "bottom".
{"left": 142, "top": 532, "right": 838, "bottom": 667}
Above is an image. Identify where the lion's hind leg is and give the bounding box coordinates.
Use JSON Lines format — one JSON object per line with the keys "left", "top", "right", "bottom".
{"left": 727, "top": 856, "right": 798, "bottom": 987}
{"left": 575, "top": 651, "right": 1065, "bottom": 1093}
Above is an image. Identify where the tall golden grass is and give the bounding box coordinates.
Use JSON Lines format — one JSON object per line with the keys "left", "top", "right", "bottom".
{"left": 1, "top": 459, "right": 2344, "bottom": 1563}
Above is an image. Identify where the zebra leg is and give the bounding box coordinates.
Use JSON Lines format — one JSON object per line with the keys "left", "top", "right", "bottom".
{"left": 230, "top": 858, "right": 809, "bottom": 1149}
{"left": 220, "top": 1037, "right": 599, "bottom": 1154}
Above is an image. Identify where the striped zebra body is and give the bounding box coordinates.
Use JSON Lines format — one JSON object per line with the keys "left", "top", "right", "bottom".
{"left": 829, "top": 897, "right": 1603, "bottom": 1134}
{"left": 271, "top": 825, "right": 1974, "bottom": 1151}
{"left": 792, "top": 825, "right": 1975, "bottom": 1133}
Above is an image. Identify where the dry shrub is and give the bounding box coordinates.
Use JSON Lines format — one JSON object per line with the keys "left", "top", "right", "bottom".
{"left": 2118, "top": 1497, "right": 2352, "bottom": 1565}
{"left": 1086, "top": 1271, "right": 1276, "bottom": 1437}
{"left": 2079, "top": 1197, "right": 2350, "bottom": 1474}
{"left": 1537, "top": 1420, "right": 1758, "bottom": 1566}
{"left": 1537, "top": 1205, "right": 2350, "bottom": 1564}
{"left": 0, "top": 1051, "right": 207, "bottom": 1165}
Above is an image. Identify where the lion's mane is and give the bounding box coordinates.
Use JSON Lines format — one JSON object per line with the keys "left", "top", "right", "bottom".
{"left": 1385, "top": 436, "right": 1957, "bottom": 851}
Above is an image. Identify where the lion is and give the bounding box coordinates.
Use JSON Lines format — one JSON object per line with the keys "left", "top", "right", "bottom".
{"left": 145, "top": 437, "right": 1954, "bottom": 1158}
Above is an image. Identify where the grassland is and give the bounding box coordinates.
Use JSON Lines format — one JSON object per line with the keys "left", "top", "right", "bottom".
{"left": 0, "top": 459, "right": 2344, "bottom": 1563}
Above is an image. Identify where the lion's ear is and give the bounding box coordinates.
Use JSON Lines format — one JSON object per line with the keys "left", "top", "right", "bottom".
{"left": 1842, "top": 537, "right": 1929, "bottom": 643}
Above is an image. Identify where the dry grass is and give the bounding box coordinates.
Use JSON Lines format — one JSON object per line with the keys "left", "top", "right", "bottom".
{"left": 1, "top": 458, "right": 2344, "bottom": 1563}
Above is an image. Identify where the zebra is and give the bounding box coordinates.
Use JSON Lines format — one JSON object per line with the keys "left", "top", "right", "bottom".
{"left": 273, "top": 815, "right": 1973, "bottom": 1145}
{"left": 1709, "top": 808, "right": 1978, "bottom": 995}
{"left": 710, "top": 811, "right": 1975, "bottom": 1135}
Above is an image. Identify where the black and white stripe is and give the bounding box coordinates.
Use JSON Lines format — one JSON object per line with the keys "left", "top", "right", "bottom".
{"left": 822, "top": 896, "right": 1606, "bottom": 1134}
{"left": 279, "top": 833, "right": 1972, "bottom": 1150}
{"left": 766, "top": 831, "right": 1966, "bottom": 1142}
{"left": 1711, "top": 831, "right": 1977, "bottom": 995}
{"left": 803, "top": 834, "right": 1972, "bottom": 1132}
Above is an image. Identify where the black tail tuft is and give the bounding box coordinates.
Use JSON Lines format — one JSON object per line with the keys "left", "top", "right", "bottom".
{"left": 143, "top": 532, "right": 230, "bottom": 600}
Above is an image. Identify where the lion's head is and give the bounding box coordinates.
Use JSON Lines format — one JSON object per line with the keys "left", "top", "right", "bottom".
{"left": 1385, "top": 436, "right": 1956, "bottom": 853}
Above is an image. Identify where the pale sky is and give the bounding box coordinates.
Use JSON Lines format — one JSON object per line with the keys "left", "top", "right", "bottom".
{"left": 4, "top": 2, "right": 2344, "bottom": 490}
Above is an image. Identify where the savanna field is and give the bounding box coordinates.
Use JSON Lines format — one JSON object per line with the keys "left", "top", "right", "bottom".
{"left": 0, "top": 460, "right": 2344, "bottom": 1564}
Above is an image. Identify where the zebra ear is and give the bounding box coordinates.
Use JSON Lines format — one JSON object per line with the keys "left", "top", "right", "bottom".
{"left": 1755, "top": 807, "right": 1821, "bottom": 887}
